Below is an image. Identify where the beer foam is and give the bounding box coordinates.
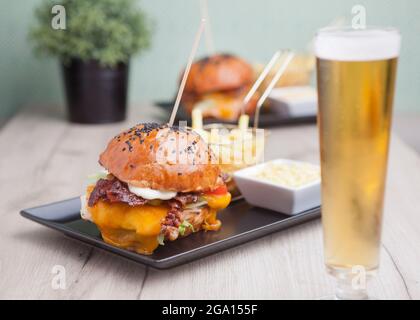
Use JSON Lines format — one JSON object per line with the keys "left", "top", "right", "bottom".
{"left": 314, "top": 27, "right": 401, "bottom": 61}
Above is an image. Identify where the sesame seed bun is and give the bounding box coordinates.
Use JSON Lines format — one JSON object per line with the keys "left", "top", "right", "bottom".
{"left": 99, "top": 123, "right": 224, "bottom": 192}
{"left": 183, "top": 54, "right": 254, "bottom": 95}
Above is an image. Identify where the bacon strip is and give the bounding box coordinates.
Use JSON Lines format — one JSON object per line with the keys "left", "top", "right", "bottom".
{"left": 88, "top": 178, "right": 148, "bottom": 207}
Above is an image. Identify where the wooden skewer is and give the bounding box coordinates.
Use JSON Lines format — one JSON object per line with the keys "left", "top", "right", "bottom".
{"left": 241, "top": 50, "right": 282, "bottom": 116}
{"left": 254, "top": 51, "right": 295, "bottom": 129}
{"left": 237, "top": 50, "right": 283, "bottom": 130}
{"left": 169, "top": 18, "right": 206, "bottom": 127}
{"left": 199, "top": 0, "right": 215, "bottom": 55}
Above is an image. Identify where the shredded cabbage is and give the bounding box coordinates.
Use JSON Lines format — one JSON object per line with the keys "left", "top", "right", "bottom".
{"left": 184, "top": 201, "right": 207, "bottom": 209}
{"left": 157, "top": 234, "right": 165, "bottom": 246}
{"left": 184, "top": 197, "right": 207, "bottom": 209}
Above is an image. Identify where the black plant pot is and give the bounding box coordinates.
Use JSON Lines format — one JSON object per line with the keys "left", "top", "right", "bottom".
{"left": 62, "top": 59, "right": 129, "bottom": 124}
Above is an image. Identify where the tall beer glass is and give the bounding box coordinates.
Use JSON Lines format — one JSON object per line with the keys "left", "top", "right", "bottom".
{"left": 314, "top": 27, "right": 401, "bottom": 299}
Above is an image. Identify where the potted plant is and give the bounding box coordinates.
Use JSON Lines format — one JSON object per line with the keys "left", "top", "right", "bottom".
{"left": 30, "top": 0, "right": 152, "bottom": 124}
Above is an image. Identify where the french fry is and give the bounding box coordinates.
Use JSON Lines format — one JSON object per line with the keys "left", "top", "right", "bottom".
{"left": 238, "top": 114, "right": 249, "bottom": 131}
{"left": 192, "top": 108, "right": 203, "bottom": 130}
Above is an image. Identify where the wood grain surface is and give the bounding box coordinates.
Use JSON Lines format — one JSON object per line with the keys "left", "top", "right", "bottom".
{"left": 0, "top": 104, "right": 419, "bottom": 300}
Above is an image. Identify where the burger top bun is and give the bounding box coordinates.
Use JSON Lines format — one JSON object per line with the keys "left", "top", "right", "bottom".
{"left": 184, "top": 54, "right": 253, "bottom": 95}
{"left": 99, "top": 123, "right": 224, "bottom": 193}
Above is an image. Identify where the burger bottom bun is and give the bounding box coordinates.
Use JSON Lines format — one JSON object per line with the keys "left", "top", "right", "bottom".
{"left": 182, "top": 87, "right": 259, "bottom": 121}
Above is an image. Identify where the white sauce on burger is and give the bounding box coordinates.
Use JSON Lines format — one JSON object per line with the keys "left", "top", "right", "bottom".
{"left": 128, "top": 185, "right": 177, "bottom": 200}
{"left": 80, "top": 195, "right": 92, "bottom": 221}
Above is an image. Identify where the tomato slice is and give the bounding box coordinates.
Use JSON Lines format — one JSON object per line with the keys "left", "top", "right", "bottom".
{"left": 206, "top": 185, "right": 228, "bottom": 196}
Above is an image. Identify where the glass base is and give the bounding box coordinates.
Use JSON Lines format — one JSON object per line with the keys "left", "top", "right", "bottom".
{"left": 325, "top": 265, "right": 377, "bottom": 300}
{"left": 320, "top": 295, "right": 376, "bottom": 300}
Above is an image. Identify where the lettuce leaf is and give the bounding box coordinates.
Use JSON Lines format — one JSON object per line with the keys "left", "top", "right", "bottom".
{"left": 178, "top": 220, "right": 195, "bottom": 236}
{"left": 87, "top": 170, "right": 109, "bottom": 185}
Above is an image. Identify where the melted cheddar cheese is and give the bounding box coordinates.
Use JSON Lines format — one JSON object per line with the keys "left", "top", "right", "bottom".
{"left": 85, "top": 186, "right": 231, "bottom": 255}
{"left": 203, "top": 193, "right": 232, "bottom": 210}
{"left": 201, "top": 193, "right": 231, "bottom": 231}
{"left": 202, "top": 209, "right": 221, "bottom": 231}
{"left": 88, "top": 201, "right": 168, "bottom": 254}
{"left": 200, "top": 94, "right": 239, "bottom": 120}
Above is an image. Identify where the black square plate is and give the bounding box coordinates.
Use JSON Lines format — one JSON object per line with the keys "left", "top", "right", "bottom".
{"left": 155, "top": 101, "right": 316, "bottom": 128}
{"left": 20, "top": 198, "right": 320, "bottom": 269}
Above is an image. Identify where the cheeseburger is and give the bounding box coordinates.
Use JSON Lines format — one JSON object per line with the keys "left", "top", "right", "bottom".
{"left": 81, "top": 123, "right": 231, "bottom": 255}
{"left": 181, "top": 54, "right": 258, "bottom": 121}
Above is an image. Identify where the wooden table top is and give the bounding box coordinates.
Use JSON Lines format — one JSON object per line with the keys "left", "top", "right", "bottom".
{"left": 1, "top": 104, "right": 419, "bottom": 300}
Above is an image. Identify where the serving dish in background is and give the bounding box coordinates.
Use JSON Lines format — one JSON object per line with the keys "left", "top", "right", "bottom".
{"left": 155, "top": 101, "right": 316, "bottom": 128}
{"left": 268, "top": 86, "right": 318, "bottom": 118}
{"left": 253, "top": 54, "right": 315, "bottom": 91}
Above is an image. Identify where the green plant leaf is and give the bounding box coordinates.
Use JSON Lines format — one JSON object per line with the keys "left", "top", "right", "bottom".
{"left": 29, "top": 0, "right": 152, "bottom": 67}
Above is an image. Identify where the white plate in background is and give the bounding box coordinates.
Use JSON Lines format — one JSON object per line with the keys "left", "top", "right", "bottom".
{"left": 268, "top": 86, "right": 318, "bottom": 117}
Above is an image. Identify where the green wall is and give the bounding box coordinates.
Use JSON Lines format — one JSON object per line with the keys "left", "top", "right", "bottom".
{"left": 1, "top": 0, "right": 419, "bottom": 119}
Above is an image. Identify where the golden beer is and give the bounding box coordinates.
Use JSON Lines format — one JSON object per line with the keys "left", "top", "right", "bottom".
{"left": 315, "top": 27, "right": 400, "bottom": 298}
{"left": 317, "top": 58, "right": 398, "bottom": 271}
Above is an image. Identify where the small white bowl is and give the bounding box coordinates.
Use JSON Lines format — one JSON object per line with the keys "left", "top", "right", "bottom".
{"left": 233, "top": 159, "right": 321, "bottom": 215}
